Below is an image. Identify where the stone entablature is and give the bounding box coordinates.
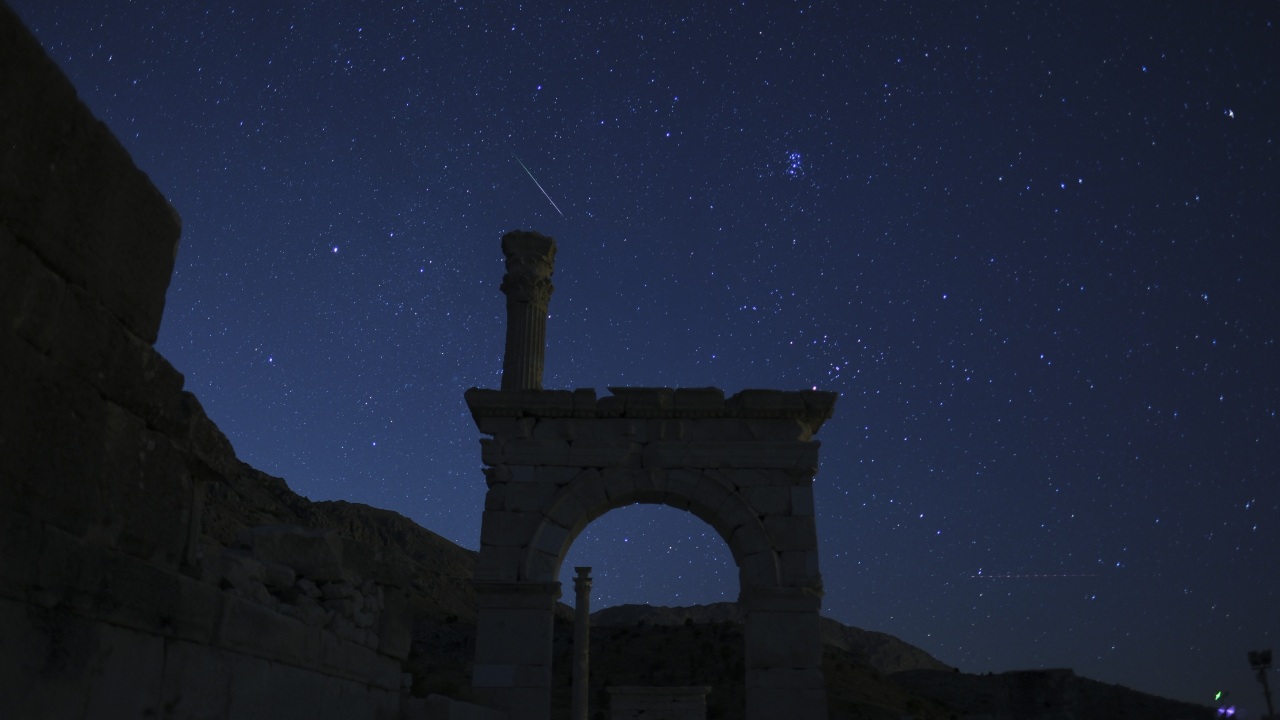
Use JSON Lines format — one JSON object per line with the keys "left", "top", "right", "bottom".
{"left": 466, "top": 387, "right": 835, "bottom": 426}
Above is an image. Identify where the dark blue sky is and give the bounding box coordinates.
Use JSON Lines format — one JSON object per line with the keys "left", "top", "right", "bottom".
{"left": 12, "top": 1, "right": 1278, "bottom": 713}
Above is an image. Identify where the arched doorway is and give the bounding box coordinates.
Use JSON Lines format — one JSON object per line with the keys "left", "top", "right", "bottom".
{"left": 553, "top": 503, "right": 752, "bottom": 718}
{"left": 557, "top": 502, "right": 738, "bottom": 608}
{"left": 464, "top": 386, "right": 836, "bottom": 720}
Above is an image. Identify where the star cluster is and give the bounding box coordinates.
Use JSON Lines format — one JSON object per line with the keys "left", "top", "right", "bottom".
{"left": 12, "top": 1, "right": 1278, "bottom": 713}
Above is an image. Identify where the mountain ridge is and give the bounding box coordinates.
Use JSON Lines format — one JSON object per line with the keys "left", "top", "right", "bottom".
{"left": 592, "top": 600, "right": 954, "bottom": 676}
{"left": 203, "top": 475, "right": 1212, "bottom": 718}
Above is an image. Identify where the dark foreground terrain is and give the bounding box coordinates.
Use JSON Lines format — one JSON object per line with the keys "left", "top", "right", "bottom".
{"left": 202, "top": 458, "right": 1211, "bottom": 720}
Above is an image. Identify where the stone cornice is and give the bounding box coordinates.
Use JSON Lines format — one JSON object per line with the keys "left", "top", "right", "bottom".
{"left": 464, "top": 386, "right": 837, "bottom": 434}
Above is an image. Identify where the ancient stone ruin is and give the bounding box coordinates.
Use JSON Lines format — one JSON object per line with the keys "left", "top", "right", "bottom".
{"left": 0, "top": 5, "right": 447, "bottom": 718}
{"left": 465, "top": 231, "right": 837, "bottom": 720}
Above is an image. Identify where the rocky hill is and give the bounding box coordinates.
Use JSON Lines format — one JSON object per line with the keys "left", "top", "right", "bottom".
{"left": 195, "top": 465, "right": 1213, "bottom": 719}
{"left": 593, "top": 602, "right": 952, "bottom": 675}
{"left": 892, "top": 667, "right": 1214, "bottom": 720}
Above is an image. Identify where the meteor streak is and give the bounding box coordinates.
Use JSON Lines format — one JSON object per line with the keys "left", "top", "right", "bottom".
{"left": 971, "top": 572, "right": 1097, "bottom": 579}
{"left": 513, "top": 155, "right": 564, "bottom": 217}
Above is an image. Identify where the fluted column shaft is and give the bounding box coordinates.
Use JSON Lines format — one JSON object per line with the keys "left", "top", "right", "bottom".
{"left": 499, "top": 230, "right": 556, "bottom": 391}
{"left": 571, "top": 567, "right": 592, "bottom": 720}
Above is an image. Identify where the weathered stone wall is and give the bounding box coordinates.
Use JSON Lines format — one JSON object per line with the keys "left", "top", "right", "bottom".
{"left": 0, "top": 4, "right": 435, "bottom": 717}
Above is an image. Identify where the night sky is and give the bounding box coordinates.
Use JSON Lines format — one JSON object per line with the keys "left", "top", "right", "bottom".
{"left": 12, "top": 1, "right": 1278, "bottom": 713}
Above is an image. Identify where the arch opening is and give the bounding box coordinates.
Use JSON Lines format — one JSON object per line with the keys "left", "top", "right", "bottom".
{"left": 558, "top": 503, "right": 739, "bottom": 609}
{"left": 521, "top": 468, "right": 783, "bottom": 592}
{"left": 551, "top": 503, "right": 746, "bottom": 720}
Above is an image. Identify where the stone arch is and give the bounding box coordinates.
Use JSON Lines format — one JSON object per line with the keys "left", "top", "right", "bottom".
{"left": 464, "top": 386, "right": 836, "bottom": 720}
{"left": 521, "top": 468, "right": 781, "bottom": 590}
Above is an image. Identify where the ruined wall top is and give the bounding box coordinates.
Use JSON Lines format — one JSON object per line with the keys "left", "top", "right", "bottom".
{"left": 465, "top": 386, "right": 837, "bottom": 436}
{"left": 0, "top": 2, "right": 181, "bottom": 344}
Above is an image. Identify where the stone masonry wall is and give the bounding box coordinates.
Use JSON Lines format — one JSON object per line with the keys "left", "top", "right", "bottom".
{"left": 0, "top": 4, "right": 419, "bottom": 718}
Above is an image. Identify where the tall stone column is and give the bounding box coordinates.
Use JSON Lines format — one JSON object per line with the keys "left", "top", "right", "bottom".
{"left": 571, "top": 567, "right": 593, "bottom": 720}
{"left": 500, "top": 230, "right": 556, "bottom": 391}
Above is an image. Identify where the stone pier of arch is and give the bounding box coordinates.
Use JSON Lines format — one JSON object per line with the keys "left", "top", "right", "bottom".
{"left": 464, "top": 385, "right": 837, "bottom": 720}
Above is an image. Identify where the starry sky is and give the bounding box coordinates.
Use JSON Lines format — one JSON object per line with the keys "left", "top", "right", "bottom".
{"left": 12, "top": 1, "right": 1279, "bottom": 713}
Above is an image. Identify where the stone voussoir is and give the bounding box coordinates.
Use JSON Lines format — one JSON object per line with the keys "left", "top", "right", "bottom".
{"left": 543, "top": 489, "right": 588, "bottom": 530}
{"left": 528, "top": 522, "right": 569, "bottom": 560}
{"left": 522, "top": 547, "right": 559, "bottom": 582}
{"left": 562, "top": 469, "right": 608, "bottom": 516}
{"left": 600, "top": 467, "right": 640, "bottom": 503}
{"left": 630, "top": 470, "right": 670, "bottom": 503}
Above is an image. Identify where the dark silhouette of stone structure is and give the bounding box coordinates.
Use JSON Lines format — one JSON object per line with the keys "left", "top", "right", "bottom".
{"left": 2, "top": 6, "right": 832, "bottom": 716}
{"left": 465, "top": 232, "right": 837, "bottom": 720}
{"left": 0, "top": 5, "right": 448, "bottom": 717}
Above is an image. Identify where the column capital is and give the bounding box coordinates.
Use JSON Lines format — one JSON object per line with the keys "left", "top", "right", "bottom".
{"left": 501, "top": 230, "right": 557, "bottom": 305}
{"left": 573, "top": 566, "right": 593, "bottom": 594}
